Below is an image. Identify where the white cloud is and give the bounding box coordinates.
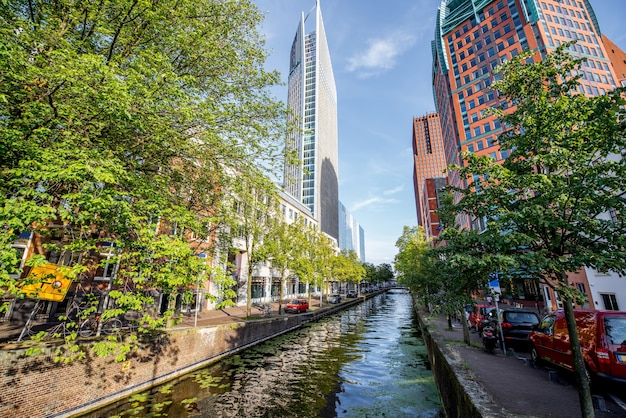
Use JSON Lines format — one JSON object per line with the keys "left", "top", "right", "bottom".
{"left": 346, "top": 31, "right": 416, "bottom": 77}
{"left": 351, "top": 196, "right": 399, "bottom": 212}
{"left": 383, "top": 185, "right": 404, "bottom": 196}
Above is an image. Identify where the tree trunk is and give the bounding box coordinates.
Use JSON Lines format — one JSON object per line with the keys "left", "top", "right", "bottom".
{"left": 460, "top": 307, "right": 471, "bottom": 345}
{"left": 562, "top": 291, "right": 595, "bottom": 418}
{"left": 278, "top": 270, "right": 285, "bottom": 315}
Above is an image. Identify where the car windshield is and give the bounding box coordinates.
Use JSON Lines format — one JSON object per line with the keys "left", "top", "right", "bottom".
{"left": 505, "top": 312, "right": 539, "bottom": 324}
{"left": 604, "top": 316, "right": 626, "bottom": 345}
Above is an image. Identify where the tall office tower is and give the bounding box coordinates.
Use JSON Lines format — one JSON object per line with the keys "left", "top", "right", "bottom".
{"left": 412, "top": 113, "right": 448, "bottom": 238}
{"left": 432, "top": 0, "right": 619, "bottom": 197}
{"left": 284, "top": 1, "right": 339, "bottom": 240}
{"left": 338, "top": 201, "right": 366, "bottom": 262}
{"left": 430, "top": 0, "right": 624, "bottom": 311}
{"left": 603, "top": 36, "right": 626, "bottom": 87}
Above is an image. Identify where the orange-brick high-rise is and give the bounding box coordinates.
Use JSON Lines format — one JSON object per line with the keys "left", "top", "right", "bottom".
{"left": 428, "top": 0, "right": 623, "bottom": 310}
{"left": 432, "top": 0, "right": 618, "bottom": 189}
{"left": 412, "top": 113, "right": 448, "bottom": 238}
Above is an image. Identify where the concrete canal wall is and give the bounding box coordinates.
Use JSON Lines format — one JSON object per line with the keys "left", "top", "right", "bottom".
{"left": 415, "top": 304, "right": 506, "bottom": 418}
{"left": 0, "top": 299, "right": 362, "bottom": 418}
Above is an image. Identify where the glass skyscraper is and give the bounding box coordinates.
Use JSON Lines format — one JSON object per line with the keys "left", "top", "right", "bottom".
{"left": 284, "top": 1, "right": 339, "bottom": 240}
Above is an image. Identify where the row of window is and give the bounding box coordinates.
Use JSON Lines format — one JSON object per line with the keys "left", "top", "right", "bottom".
{"left": 546, "top": 20, "right": 598, "bottom": 46}
{"left": 451, "top": 0, "right": 508, "bottom": 40}
{"left": 540, "top": 0, "right": 587, "bottom": 18}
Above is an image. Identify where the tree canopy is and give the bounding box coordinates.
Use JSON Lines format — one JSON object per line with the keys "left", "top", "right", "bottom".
{"left": 0, "top": 0, "right": 287, "bottom": 356}
{"left": 442, "top": 44, "right": 626, "bottom": 417}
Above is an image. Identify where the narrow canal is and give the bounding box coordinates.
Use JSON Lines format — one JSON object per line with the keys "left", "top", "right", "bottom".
{"left": 84, "top": 290, "right": 443, "bottom": 418}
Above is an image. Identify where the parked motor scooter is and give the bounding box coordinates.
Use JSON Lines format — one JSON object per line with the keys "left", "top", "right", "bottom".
{"left": 481, "top": 319, "right": 498, "bottom": 354}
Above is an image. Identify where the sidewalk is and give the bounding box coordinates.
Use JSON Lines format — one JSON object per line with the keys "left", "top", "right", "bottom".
{"left": 421, "top": 311, "right": 626, "bottom": 418}
{"left": 0, "top": 298, "right": 326, "bottom": 343}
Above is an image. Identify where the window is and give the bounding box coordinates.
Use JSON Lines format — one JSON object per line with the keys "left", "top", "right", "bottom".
{"left": 9, "top": 231, "right": 32, "bottom": 278}
{"left": 507, "top": 35, "right": 516, "bottom": 46}
{"left": 601, "top": 293, "right": 619, "bottom": 311}
{"left": 95, "top": 243, "right": 118, "bottom": 281}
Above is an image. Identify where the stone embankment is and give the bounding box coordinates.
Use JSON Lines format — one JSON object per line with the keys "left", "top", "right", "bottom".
{"left": 0, "top": 297, "right": 365, "bottom": 418}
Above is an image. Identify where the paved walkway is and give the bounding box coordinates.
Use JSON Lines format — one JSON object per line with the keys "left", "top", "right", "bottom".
{"left": 0, "top": 297, "right": 328, "bottom": 343}
{"left": 422, "top": 311, "right": 626, "bottom": 418}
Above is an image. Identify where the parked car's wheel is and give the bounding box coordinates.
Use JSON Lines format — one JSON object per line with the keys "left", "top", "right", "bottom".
{"left": 530, "top": 345, "right": 544, "bottom": 367}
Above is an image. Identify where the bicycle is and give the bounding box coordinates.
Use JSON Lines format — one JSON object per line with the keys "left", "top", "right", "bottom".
{"left": 253, "top": 303, "right": 272, "bottom": 317}
{"left": 78, "top": 316, "right": 123, "bottom": 337}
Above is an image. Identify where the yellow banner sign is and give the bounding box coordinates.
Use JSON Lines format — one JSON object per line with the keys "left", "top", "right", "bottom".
{"left": 20, "top": 263, "right": 72, "bottom": 302}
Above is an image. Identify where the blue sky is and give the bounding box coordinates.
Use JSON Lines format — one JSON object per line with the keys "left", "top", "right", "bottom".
{"left": 253, "top": 0, "right": 626, "bottom": 266}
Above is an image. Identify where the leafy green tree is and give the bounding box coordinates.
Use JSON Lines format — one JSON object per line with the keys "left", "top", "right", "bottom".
{"left": 255, "top": 218, "right": 299, "bottom": 314}
{"left": 331, "top": 249, "right": 365, "bottom": 291}
{"left": 446, "top": 44, "right": 626, "bottom": 417}
{"left": 373, "top": 263, "right": 394, "bottom": 285}
{"left": 0, "top": 0, "right": 286, "bottom": 354}
{"left": 394, "top": 226, "right": 433, "bottom": 298}
{"left": 290, "top": 221, "right": 324, "bottom": 306}
{"left": 217, "top": 171, "right": 279, "bottom": 316}
{"left": 313, "top": 233, "right": 336, "bottom": 307}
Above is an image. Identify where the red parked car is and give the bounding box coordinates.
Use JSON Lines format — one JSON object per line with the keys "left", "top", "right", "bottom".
{"left": 530, "top": 309, "right": 626, "bottom": 384}
{"left": 284, "top": 298, "right": 309, "bottom": 314}
{"left": 468, "top": 304, "right": 493, "bottom": 331}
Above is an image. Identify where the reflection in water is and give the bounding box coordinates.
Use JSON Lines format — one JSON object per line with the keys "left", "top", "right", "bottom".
{"left": 86, "top": 290, "right": 442, "bottom": 418}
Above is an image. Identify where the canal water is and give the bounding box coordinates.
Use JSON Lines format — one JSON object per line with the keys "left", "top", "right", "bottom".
{"left": 84, "top": 290, "right": 442, "bottom": 418}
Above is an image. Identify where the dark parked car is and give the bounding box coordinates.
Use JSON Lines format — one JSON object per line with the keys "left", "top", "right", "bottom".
{"left": 530, "top": 309, "right": 626, "bottom": 384}
{"left": 284, "top": 298, "right": 309, "bottom": 314}
{"left": 328, "top": 294, "right": 341, "bottom": 304}
{"left": 347, "top": 290, "right": 358, "bottom": 298}
{"left": 495, "top": 308, "right": 540, "bottom": 348}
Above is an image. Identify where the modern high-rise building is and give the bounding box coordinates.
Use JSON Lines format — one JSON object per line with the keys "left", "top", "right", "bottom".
{"left": 428, "top": 0, "right": 624, "bottom": 310}
{"left": 338, "top": 201, "right": 366, "bottom": 262}
{"left": 603, "top": 36, "right": 626, "bottom": 86}
{"left": 284, "top": 1, "right": 339, "bottom": 240}
{"left": 432, "top": 0, "right": 618, "bottom": 192}
{"left": 412, "top": 113, "right": 448, "bottom": 238}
